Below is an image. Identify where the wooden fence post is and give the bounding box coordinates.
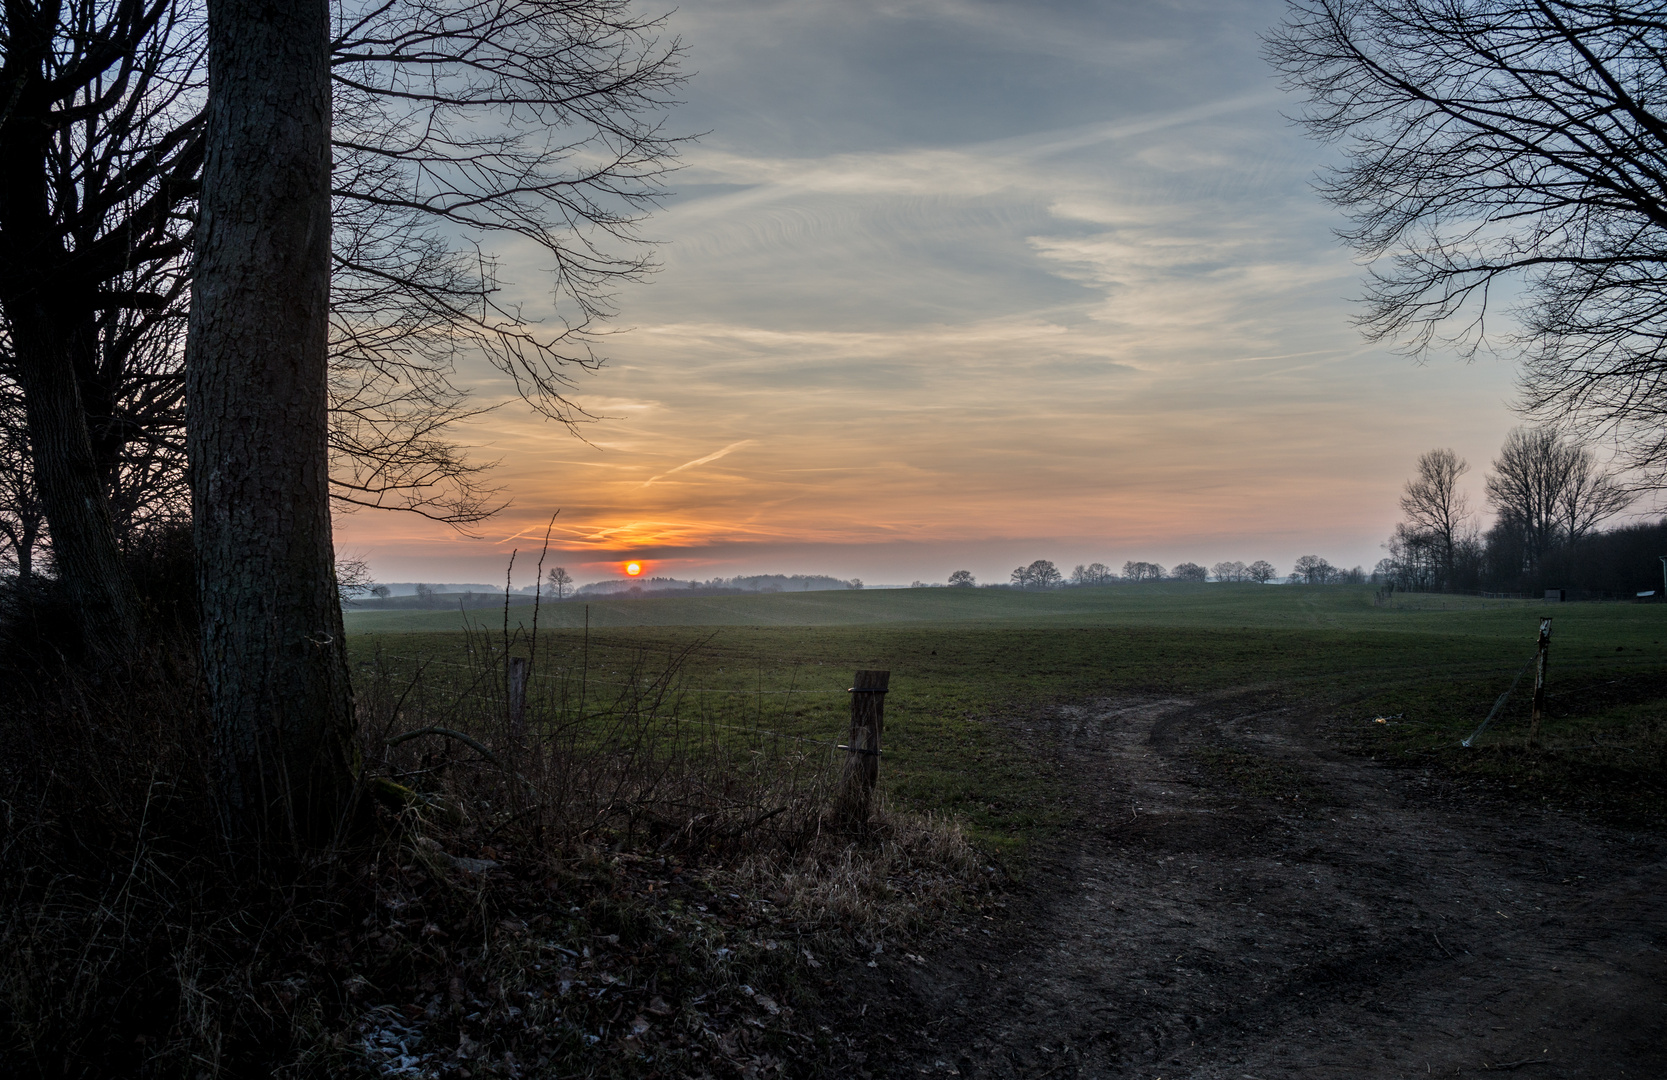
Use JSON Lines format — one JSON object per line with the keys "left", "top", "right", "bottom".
{"left": 508, "top": 655, "right": 529, "bottom": 739}
{"left": 839, "top": 669, "right": 889, "bottom": 823}
{"left": 1528, "top": 617, "right": 1552, "bottom": 745}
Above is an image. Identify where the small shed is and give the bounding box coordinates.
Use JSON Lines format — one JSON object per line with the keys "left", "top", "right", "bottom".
{"left": 1544, "top": 588, "right": 1565, "bottom": 602}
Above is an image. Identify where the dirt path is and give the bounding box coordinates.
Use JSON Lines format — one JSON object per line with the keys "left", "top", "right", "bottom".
{"left": 843, "top": 697, "right": 1667, "bottom": 1078}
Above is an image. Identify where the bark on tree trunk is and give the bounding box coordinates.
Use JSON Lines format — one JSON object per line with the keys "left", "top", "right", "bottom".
{"left": 7, "top": 306, "right": 141, "bottom": 659}
{"left": 188, "top": 0, "right": 358, "bottom": 845}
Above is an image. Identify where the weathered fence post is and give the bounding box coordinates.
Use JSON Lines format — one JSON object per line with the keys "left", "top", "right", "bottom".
{"left": 839, "top": 669, "right": 889, "bottom": 824}
{"left": 508, "top": 655, "right": 529, "bottom": 739}
{"left": 1527, "top": 617, "right": 1552, "bottom": 745}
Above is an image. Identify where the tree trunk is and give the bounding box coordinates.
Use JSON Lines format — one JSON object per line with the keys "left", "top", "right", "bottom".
{"left": 188, "top": 0, "right": 357, "bottom": 845}
{"left": 7, "top": 307, "right": 139, "bottom": 657}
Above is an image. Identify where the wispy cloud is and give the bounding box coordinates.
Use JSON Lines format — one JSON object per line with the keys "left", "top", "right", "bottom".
{"left": 641, "top": 440, "right": 759, "bottom": 487}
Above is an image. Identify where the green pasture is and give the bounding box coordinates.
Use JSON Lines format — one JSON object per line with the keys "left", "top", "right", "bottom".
{"left": 345, "top": 584, "right": 1667, "bottom": 848}
{"left": 344, "top": 579, "right": 1624, "bottom": 635}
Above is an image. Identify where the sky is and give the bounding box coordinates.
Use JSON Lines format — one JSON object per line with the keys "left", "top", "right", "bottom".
{"left": 334, "top": 0, "right": 1532, "bottom": 589}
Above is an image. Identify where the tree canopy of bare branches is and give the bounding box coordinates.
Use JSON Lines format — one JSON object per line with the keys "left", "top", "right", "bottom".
{"left": 0, "top": 0, "right": 683, "bottom": 653}
{"left": 327, "top": 0, "right": 684, "bottom": 520}
{"left": 1011, "top": 559, "right": 1063, "bottom": 589}
{"left": 1399, "top": 447, "right": 1472, "bottom": 580}
{"left": 1291, "top": 554, "right": 1338, "bottom": 584}
{"left": 1070, "top": 562, "right": 1113, "bottom": 585}
{"left": 0, "top": 0, "right": 203, "bottom": 651}
{"left": 1267, "top": 1, "right": 1667, "bottom": 480}
{"left": 1485, "top": 426, "right": 1632, "bottom": 572}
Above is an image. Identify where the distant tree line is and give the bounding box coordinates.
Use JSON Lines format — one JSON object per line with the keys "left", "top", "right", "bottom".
{"left": 1380, "top": 428, "right": 1658, "bottom": 596}
{"left": 935, "top": 556, "right": 1282, "bottom": 589}
{"left": 577, "top": 573, "right": 862, "bottom": 597}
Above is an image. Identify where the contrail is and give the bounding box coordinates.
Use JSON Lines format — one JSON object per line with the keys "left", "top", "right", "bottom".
{"left": 641, "top": 440, "right": 757, "bottom": 487}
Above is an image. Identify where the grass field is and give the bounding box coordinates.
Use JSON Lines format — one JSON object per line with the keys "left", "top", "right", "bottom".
{"left": 346, "top": 583, "right": 1667, "bottom": 850}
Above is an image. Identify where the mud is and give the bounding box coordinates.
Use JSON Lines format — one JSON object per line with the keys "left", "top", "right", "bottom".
{"left": 841, "top": 697, "right": 1667, "bottom": 1078}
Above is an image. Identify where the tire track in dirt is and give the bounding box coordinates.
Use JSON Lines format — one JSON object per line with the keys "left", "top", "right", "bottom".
{"left": 846, "top": 696, "right": 1667, "bottom": 1078}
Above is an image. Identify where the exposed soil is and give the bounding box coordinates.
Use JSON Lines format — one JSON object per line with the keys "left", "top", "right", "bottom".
{"left": 835, "top": 696, "right": 1667, "bottom": 1078}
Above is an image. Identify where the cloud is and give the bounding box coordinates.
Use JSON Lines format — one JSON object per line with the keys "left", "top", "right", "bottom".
{"left": 641, "top": 440, "right": 760, "bottom": 487}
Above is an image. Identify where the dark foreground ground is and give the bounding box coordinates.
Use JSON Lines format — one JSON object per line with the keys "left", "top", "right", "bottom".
{"left": 831, "top": 695, "right": 1667, "bottom": 1079}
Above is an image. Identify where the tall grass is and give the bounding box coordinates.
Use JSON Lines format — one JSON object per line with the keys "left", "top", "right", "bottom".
{"left": 0, "top": 589, "right": 983, "bottom": 1077}
{"left": 357, "top": 610, "right": 846, "bottom": 853}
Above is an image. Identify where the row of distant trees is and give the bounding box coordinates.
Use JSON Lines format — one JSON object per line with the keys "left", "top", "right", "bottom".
{"left": 1380, "top": 427, "right": 1658, "bottom": 595}
{"left": 927, "top": 558, "right": 1293, "bottom": 589}
{"left": 573, "top": 572, "right": 862, "bottom": 597}
{"left": 957, "top": 427, "right": 1657, "bottom": 596}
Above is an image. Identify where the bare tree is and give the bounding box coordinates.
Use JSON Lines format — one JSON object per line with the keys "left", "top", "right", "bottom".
{"left": 1123, "top": 560, "right": 1165, "bottom": 581}
{"left": 1383, "top": 524, "right": 1440, "bottom": 590}
{"left": 948, "top": 569, "right": 976, "bottom": 587}
{"left": 1400, "top": 448, "right": 1471, "bottom": 584}
{"left": 0, "top": 1, "right": 198, "bottom": 654}
{"left": 547, "top": 565, "right": 573, "bottom": 599}
{"left": 336, "top": 557, "right": 377, "bottom": 602}
{"left": 323, "top": 0, "right": 684, "bottom": 517}
{"left": 189, "top": 0, "right": 355, "bottom": 842}
{"left": 0, "top": 390, "right": 46, "bottom": 580}
{"left": 1211, "top": 560, "right": 1246, "bottom": 582}
{"left": 1171, "top": 562, "right": 1208, "bottom": 582}
{"left": 1486, "top": 427, "right": 1632, "bottom": 572}
{"left": 1267, "top": 2, "right": 1667, "bottom": 482}
{"left": 0, "top": 0, "right": 683, "bottom": 655}
{"left": 1558, "top": 445, "right": 1633, "bottom": 544}
{"left": 1488, "top": 427, "right": 1575, "bottom": 571}
{"left": 1070, "top": 562, "right": 1113, "bottom": 585}
{"left": 1247, "top": 560, "right": 1277, "bottom": 584}
{"left": 1292, "top": 555, "right": 1337, "bottom": 584}
{"left": 1011, "top": 559, "right": 1062, "bottom": 589}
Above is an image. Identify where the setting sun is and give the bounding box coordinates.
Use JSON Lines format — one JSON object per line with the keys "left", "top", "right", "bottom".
{"left": 625, "top": 562, "right": 642, "bottom": 576}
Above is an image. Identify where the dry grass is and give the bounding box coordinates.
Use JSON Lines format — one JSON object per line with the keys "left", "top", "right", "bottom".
{"left": 0, "top": 608, "right": 989, "bottom": 1078}
{"left": 729, "top": 808, "right": 986, "bottom": 939}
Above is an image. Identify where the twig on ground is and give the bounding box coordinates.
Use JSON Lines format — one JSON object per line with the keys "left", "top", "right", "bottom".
{"left": 385, "top": 726, "right": 500, "bottom": 765}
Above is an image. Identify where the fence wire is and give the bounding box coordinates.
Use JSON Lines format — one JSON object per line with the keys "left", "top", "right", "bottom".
{"left": 1461, "top": 654, "right": 1537, "bottom": 748}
